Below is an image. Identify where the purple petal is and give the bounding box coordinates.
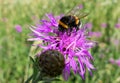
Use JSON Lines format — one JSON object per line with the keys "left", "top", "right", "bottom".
{"left": 70, "top": 58, "right": 77, "bottom": 74}
{"left": 62, "top": 64, "right": 70, "bottom": 80}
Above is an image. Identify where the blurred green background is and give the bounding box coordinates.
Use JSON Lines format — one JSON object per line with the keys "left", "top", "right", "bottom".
{"left": 0, "top": 0, "right": 120, "bottom": 83}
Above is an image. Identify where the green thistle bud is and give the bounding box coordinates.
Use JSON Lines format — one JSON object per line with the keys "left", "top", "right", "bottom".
{"left": 37, "top": 49, "right": 65, "bottom": 77}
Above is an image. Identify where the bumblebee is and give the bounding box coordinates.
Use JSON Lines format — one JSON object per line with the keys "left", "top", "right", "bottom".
{"left": 58, "top": 6, "right": 88, "bottom": 32}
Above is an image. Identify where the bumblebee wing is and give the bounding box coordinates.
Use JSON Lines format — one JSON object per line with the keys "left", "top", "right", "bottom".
{"left": 66, "top": 5, "right": 89, "bottom": 19}
{"left": 66, "top": 5, "right": 80, "bottom": 15}
{"left": 76, "top": 12, "right": 89, "bottom": 19}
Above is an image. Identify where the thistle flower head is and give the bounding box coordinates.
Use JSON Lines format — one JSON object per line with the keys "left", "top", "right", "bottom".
{"left": 29, "top": 14, "right": 95, "bottom": 80}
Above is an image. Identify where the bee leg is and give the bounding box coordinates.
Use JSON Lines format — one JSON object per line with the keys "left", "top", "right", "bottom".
{"left": 67, "top": 29, "right": 71, "bottom": 36}
{"left": 58, "top": 27, "right": 65, "bottom": 32}
{"left": 58, "top": 27, "right": 62, "bottom": 32}
{"left": 76, "top": 26, "right": 79, "bottom": 31}
{"left": 69, "top": 27, "right": 73, "bottom": 32}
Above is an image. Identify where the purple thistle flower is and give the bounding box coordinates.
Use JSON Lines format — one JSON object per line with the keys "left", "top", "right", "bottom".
{"left": 85, "top": 22, "right": 93, "bottom": 30}
{"left": 111, "top": 38, "right": 120, "bottom": 46}
{"left": 79, "top": 4, "right": 83, "bottom": 9}
{"left": 29, "top": 14, "right": 95, "bottom": 80}
{"left": 115, "top": 23, "right": 120, "bottom": 28}
{"left": 15, "top": 25, "right": 22, "bottom": 33}
{"left": 89, "top": 32, "right": 102, "bottom": 38}
{"left": 109, "top": 58, "right": 115, "bottom": 64}
{"left": 115, "top": 59, "right": 120, "bottom": 67}
{"left": 101, "top": 23, "right": 107, "bottom": 28}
